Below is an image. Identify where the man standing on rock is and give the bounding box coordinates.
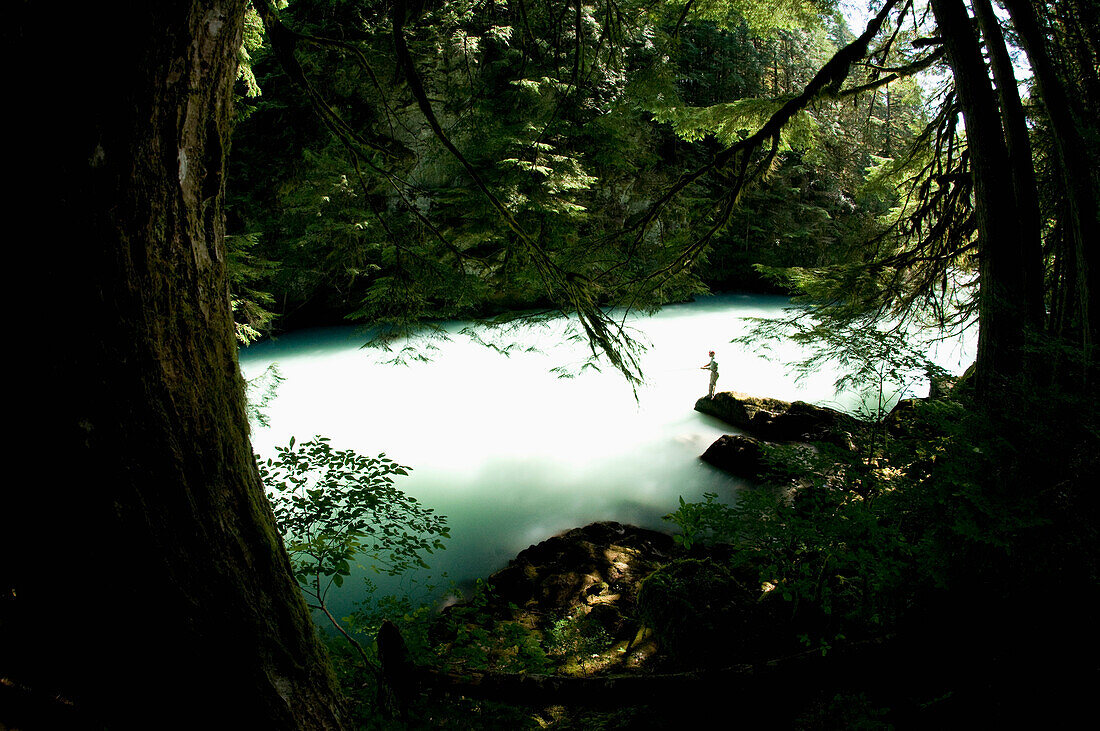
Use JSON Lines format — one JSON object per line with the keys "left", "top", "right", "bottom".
{"left": 701, "top": 350, "right": 719, "bottom": 398}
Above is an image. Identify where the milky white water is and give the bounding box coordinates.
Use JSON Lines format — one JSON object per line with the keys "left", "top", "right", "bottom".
{"left": 238, "top": 293, "right": 976, "bottom": 617}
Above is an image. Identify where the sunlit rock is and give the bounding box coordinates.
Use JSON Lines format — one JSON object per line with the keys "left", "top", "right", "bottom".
{"left": 693, "top": 391, "right": 791, "bottom": 430}
{"left": 441, "top": 522, "right": 675, "bottom": 672}
{"left": 696, "top": 391, "right": 860, "bottom": 451}
{"left": 487, "top": 522, "right": 674, "bottom": 627}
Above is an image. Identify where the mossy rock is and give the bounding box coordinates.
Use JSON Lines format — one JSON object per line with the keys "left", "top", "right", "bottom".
{"left": 694, "top": 392, "right": 792, "bottom": 431}
{"left": 696, "top": 392, "right": 861, "bottom": 450}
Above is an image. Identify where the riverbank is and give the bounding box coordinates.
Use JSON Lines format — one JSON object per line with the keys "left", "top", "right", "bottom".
{"left": 372, "top": 381, "right": 1096, "bottom": 727}
{"left": 243, "top": 294, "right": 848, "bottom": 622}
{"left": 242, "top": 293, "right": 975, "bottom": 630}
{"left": 417, "top": 390, "right": 871, "bottom": 678}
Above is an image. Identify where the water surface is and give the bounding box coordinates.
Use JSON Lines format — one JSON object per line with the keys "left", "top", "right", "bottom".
{"left": 239, "top": 294, "right": 975, "bottom": 616}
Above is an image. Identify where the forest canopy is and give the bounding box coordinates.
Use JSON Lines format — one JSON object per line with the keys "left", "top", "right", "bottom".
{"left": 229, "top": 0, "right": 1099, "bottom": 399}
{"left": 228, "top": 1, "right": 927, "bottom": 360}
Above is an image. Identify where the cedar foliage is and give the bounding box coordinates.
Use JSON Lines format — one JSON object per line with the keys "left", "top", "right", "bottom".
{"left": 227, "top": 0, "right": 914, "bottom": 348}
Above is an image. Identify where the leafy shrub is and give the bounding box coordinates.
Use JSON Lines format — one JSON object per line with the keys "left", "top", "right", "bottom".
{"left": 637, "top": 558, "right": 767, "bottom": 666}
{"left": 665, "top": 449, "right": 919, "bottom": 644}
{"left": 261, "top": 436, "right": 449, "bottom": 595}
{"left": 259, "top": 436, "right": 449, "bottom": 676}
{"left": 429, "top": 580, "right": 551, "bottom": 675}
{"left": 545, "top": 609, "right": 613, "bottom": 672}
{"left": 663, "top": 493, "right": 740, "bottom": 550}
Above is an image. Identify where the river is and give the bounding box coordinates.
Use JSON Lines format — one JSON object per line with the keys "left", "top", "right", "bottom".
{"left": 238, "top": 293, "right": 975, "bottom": 619}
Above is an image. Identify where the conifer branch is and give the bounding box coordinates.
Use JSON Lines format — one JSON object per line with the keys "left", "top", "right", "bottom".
{"left": 614, "top": 0, "right": 905, "bottom": 301}
{"left": 390, "top": 0, "right": 646, "bottom": 385}
{"left": 626, "top": 0, "right": 904, "bottom": 242}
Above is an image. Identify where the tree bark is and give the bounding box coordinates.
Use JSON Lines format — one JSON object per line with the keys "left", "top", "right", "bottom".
{"left": 1002, "top": 0, "right": 1100, "bottom": 362}
{"left": 6, "top": 3, "right": 344, "bottom": 728}
{"left": 930, "top": 0, "right": 1044, "bottom": 398}
{"left": 971, "top": 0, "right": 1044, "bottom": 318}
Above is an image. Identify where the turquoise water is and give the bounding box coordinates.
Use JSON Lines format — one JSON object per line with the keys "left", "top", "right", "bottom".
{"left": 238, "top": 293, "right": 975, "bottom": 618}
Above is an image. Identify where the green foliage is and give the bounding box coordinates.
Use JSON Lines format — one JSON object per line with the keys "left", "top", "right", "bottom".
{"left": 545, "top": 609, "right": 613, "bottom": 672}
{"left": 668, "top": 475, "right": 896, "bottom": 651}
{"left": 750, "top": 479, "right": 907, "bottom": 623}
{"left": 243, "top": 361, "right": 285, "bottom": 428}
{"left": 794, "top": 691, "right": 893, "bottom": 729}
{"left": 889, "top": 389, "right": 1092, "bottom": 593}
{"left": 673, "top": 476, "right": 883, "bottom": 614}
{"left": 671, "top": 0, "right": 835, "bottom": 35}
{"left": 652, "top": 90, "right": 818, "bottom": 147}
{"left": 235, "top": 4, "right": 265, "bottom": 104}
{"left": 226, "top": 0, "right": 898, "bottom": 359}
{"left": 325, "top": 601, "right": 543, "bottom": 730}
{"left": 637, "top": 557, "right": 766, "bottom": 665}
{"left": 256, "top": 435, "right": 450, "bottom": 712}
{"left": 735, "top": 308, "right": 951, "bottom": 429}
{"left": 665, "top": 381, "right": 1099, "bottom": 671}
{"left": 665, "top": 493, "right": 739, "bottom": 550}
{"left": 226, "top": 232, "right": 278, "bottom": 344}
{"left": 259, "top": 437, "right": 449, "bottom": 605}
{"left": 430, "top": 580, "right": 551, "bottom": 675}
{"left": 345, "top": 584, "right": 444, "bottom": 666}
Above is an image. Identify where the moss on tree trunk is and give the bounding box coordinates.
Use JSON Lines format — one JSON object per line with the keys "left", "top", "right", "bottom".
{"left": 6, "top": 3, "right": 344, "bottom": 728}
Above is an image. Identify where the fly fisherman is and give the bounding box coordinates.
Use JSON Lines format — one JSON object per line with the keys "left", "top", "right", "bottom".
{"left": 700, "top": 350, "right": 719, "bottom": 398}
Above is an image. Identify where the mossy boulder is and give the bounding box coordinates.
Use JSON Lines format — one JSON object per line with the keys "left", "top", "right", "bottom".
{"left": 481, "top": 522, "right": 676, "bottom": 643}
{"left": 694, "top": 391, "right": 793, "bottom": 431}
{"left": 696, "top": 392, "right": 860, "bottom": 451}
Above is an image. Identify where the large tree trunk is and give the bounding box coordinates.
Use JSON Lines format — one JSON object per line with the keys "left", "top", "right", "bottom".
{"left": 930, "top": 0, "right": 1045, "bottom": 398}
{"left": 971, "top": 0, "right": 1044, "bottom": 318}
{"left": 5, "top": 3, "right": 344, "bottom": 728}
{"left": 1002, "top": 0, "right": 1100, "bottom": 368}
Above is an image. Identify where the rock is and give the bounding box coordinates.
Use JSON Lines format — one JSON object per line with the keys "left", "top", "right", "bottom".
{"left": 696, "top": 391, "right": 861, "bottom": 450}
{"left": 693, "top": 391, "right": 792, "bottom": 431}
{"left": 885, "top": 397, "right": 919, "bottom": 434}
{"left": 927, "top": 370, "right": 959, "bottom": 398}
{"left": 700, "top": 434, "right": 768, "bottom": 479}
{"left": 481, "top": 522, "right": 676, "bottom": 641}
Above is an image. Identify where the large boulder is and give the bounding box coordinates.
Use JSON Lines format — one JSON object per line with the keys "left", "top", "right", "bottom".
{"left": 700, "top": 434, "right": 769, "bottom": 478}
{"left": 481, "top": 522, "right": 676, "bottom": 641}
{"left": 928, "top": 371, "right": 960, "bottom": 398}
{"left": 696, "top": 391, "right": 860, "bottom": 450}
{"left": 694, "top": 391, "right": 792, "bottom": 431}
